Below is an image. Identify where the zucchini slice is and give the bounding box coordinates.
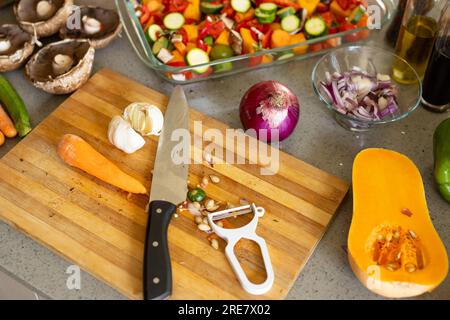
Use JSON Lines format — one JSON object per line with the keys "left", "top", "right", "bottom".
{"left": 186, "top": 48, "right": 210, "bottom": 74}
{"left": 259, "top": 2, "right": 277, "bottom": 14}
{"left": 147, "top": 24, "right": 163, "bottom": 42}
{"left": 277, "top": 6, "right": 296, "bottom": 19}
{"left": 304, "top": 16, "right": 327, "bottom": 38}
{"left": 231, "top": 0, "right": 251, "bottom": 13}
{"left": 281, "top": 15, "right": 300, "bottom": 33}
{"left": 163, "top": 12, "right": 185, "bottom": 30}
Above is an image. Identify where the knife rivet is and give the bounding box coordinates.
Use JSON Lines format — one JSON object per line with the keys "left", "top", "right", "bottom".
{"left": 152, "top": 241, "right": 159, "bottom": 247}
{"left": 156, "top": 208, "right": 162, "bottom": 213}
{"left": 153, "top": 277, "right": 160, "bottom": 284}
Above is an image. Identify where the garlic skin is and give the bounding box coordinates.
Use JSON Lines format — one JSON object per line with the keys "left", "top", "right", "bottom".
{"left": 108, "top": 116, "right": 145, "bottom": 154}
{"left": 123, "top": 103, "right": 164, "bottom": 136}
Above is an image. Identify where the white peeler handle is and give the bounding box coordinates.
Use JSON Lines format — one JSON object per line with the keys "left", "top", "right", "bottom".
{"left": 224, "top": 234, "right": 274, "bottom": 296}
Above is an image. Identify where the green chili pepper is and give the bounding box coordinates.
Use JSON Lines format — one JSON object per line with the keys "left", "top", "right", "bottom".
{"left": 433, "top": 118, "right": 450, "bottom": 203}
{"left": 187, "top": 188, "right": 206, "bottom": 202}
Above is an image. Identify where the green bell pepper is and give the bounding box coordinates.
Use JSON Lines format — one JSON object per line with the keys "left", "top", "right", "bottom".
{"left": 433, "top": 118, "right": 450, "bottom": 203}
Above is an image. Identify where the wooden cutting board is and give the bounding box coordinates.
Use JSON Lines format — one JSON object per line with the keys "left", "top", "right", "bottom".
{"left": 0, "top": 69, "right": 349, "bottom": 299}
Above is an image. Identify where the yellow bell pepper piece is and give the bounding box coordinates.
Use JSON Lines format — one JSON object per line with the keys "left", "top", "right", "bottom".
{"left": 290, "top": 32, "right": 308, "bottom": 55}
{"left": 240, "top": 28, "right": 258, "bottom": 54}
{"left": 182, "top": 24, "right": 199, "bottom": 42}
{"left": 298, "top": 0, "right": 320, "bottom": 16}
{"left": 215, "top": 29, "right": 230, "bottom": 46}
{"left": 183, "top": 0, "right": 201, "bottom": 21}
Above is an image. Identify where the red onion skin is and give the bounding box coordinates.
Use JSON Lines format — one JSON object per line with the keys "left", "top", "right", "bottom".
{"left": 239, "top": 81, "right": 300, "bottom": 142}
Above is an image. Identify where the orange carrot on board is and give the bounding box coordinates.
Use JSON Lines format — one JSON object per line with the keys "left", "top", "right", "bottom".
{"left": 57, "top": 134, "right": 148, "bottom": 194}
{"left": 0, "top": 132, "right": 4, "bottom": 146}
{"left": 0, "top": 104, "right": 18, "bottom": 138}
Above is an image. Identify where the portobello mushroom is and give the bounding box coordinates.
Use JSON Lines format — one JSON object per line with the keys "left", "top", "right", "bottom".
{"left": 25, "top": 39, "right": 95, "bottom": 94}
{"left": 0, "top": 24, "right": 34, "bottom": 72}
{"left": 60, "top": 6, "right": 122, "bottom": 49}
{"left": 14, "top": 0, "right": 73, "bottom": 38}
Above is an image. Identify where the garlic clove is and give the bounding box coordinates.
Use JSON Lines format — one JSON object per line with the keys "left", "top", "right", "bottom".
{"left": 52, "top": 54, "right": 74, "bottom": 76}
{"left": 36, "top": 0, "right": 55, "bottom": 19}
{"left": 108, "top": 115, "right": 145, "bottom": 154}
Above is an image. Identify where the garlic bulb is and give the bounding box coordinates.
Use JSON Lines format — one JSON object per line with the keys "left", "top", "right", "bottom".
{"left": 108, "top": 116, "right": 145, "bottom": 154}
{"left": 123, "top": 103, "right": 164, "bottom": 136}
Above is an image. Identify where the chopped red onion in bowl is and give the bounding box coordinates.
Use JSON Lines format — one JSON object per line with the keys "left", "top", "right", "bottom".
{"left": 319, "top": 66, "right": 400, "bottom": 121}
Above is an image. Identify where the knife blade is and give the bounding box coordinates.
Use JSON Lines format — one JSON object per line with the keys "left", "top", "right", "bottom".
{"left": 144, "top": 86, "right": 189, "bottom": 300}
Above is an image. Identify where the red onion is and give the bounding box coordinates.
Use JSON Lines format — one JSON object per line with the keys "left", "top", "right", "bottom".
{"left": 239, "top": 81, "right": 300, "bottom": 142}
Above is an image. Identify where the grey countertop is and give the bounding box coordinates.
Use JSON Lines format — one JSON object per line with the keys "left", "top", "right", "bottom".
{"left": 0, "top": 0, "right": 449, "bottom": 300}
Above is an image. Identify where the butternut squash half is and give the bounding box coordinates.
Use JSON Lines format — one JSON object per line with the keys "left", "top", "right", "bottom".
{"left": 349, "top": 148, "right": 448, "bottom": 298}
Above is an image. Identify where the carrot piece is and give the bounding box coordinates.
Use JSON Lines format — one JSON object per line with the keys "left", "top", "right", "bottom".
{"left": 174, "top": 42, "right": 187, "bottom": 56}
{"left": 270, "top": 23, "right": 281, "bottom": 31}
{"left": 240, "top": 28, "right": 258, "bottom": 54}
{"left": 0, "top": 104, "right": 18, "bottom": 138}
{"left": 57, "top": 134, "right": 148, "bottom": 194}
{"left": 0, "top": 132, "right": 4, "bottom": 146}
{"left": 171, "top": 50, "right": 185, "bottom": 63}
{"left": 271, "top": 29, "right": 291, "bottom": 48}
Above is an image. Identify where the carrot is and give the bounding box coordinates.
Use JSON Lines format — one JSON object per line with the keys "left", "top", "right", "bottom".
{"left": 0, "top": 104, "right": 18, "bottom": 138}
{"left": 57, "top": 134, "right": 148, "bottom": 194}
{"left": 0, "top": 132, "right": 4, "bottom": 146}
{"left": 271, "top": 29, "right": 291, "bottom": 48}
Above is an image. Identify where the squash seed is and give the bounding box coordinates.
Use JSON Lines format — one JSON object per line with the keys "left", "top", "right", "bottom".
{"left": 198, "top": 223, "right": 211, "bottom": 232}
{"left": 211, "top": 238, "right": 219, "bottom": 250}
{"left": 195, "top": 216, "right": 203, "bottom": 224}
{"left": 209, "top": 175, "right": 220, "bottom": 183}
{"left": 385, "top": 262, "right": 400, "bottom": 271}
{"left": 408, "top": 230, "right": 417, "bottom": 239}
{"left": 405, "top": 263, "right": 416, "bottom": 273}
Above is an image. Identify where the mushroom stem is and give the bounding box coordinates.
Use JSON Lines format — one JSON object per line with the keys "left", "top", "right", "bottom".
{"left": 36, "top": 0, "right": 56, "bottom": 19}
{"left": 52, "top": 54, "right": 74, "bottom": 76}
{"left": 82, "top": 16, "right": 102, "bottom": 35}
{"left": 0, "top": 39, "right": 11, "bottom": 53}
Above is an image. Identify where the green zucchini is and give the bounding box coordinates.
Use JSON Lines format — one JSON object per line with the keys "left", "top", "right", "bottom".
{"left": 281, "top": 15, "right": 300, "bottom": 32}
{"left": 259, "top": 2, "right": 277, "bottom": 15}
{"left": 186, "top": 48, "right": 210, "bottom": 74}
{"left": 200, "top": 2, "right": 224, "bottom": 14}
{"left": 304, "top": 16, "right": 327, "bottom": 38}
{"left": 255, "top": 8, "right": 276, "bottom": 24}
{"left": 231, "top": 0, "right": 251, "bottom": 13}
{"left": 0, "top": 75, "right": 31, "bottom": 137}
{"left": 349, "top": 5, "right": 366, "bottom": 24}
{"left": 147, "top": 24, "right": 163, "bottom": 42}
{"left": 163, "top": 12, "right": 185, "bottom": 30}
{"left": 152, "top": 36, "right": 169, "bottom": 55}
{"left": 277, "top": 6, "right": 296, "bottom": 19}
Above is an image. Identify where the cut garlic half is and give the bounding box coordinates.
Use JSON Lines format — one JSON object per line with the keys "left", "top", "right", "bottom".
{"left": 123, "top": 102, "right": 164, "bottom": 136}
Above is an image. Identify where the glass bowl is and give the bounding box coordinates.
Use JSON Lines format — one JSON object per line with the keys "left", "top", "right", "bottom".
{"left": 311, "top": 45, "right": 422, "bottom": 131}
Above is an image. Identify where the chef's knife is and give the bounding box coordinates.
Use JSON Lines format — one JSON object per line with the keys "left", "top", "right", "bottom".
{"left": 144, "top": 86, "right": 189, "bottom": 300}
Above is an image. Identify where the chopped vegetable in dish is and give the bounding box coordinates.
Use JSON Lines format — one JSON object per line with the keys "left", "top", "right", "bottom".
{"left": 133, "top": 0, "right": 370, "bottom": 78}
{"left": 319, "top": 66, "right": 400, "bottom": 121}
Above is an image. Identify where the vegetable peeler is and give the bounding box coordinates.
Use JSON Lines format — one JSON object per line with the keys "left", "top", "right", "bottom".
{"left": 207, "top": 203, "right": 274, "bottom": 295}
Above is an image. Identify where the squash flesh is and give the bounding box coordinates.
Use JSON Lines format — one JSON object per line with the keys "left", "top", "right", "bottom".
{"left": 349, "top": 148, "right": 448, "bottom": 296}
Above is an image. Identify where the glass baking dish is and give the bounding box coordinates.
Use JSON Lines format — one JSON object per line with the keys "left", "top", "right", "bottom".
{"left": 116, "top": 0, "right": 395, "bottom": 84}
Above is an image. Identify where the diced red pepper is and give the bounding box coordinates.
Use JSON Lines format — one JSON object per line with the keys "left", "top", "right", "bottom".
{"left": 221, "top": 0, "right": 235, "bottom": 18}
{"left": 178, "top": 27, "right": 189, "bottom": 44}
{"left": 261, "top": 29, "right": 273, "bottom": 49}
{"left": 209, "top": 21, "right": 225, "bottom": 39}
{"left": 337, "top": 0, "right": 350, "bottom": 10}
{"left": 316, "top": 3, "right": 329, "bottom": 13}
{"left": 339, "top": 22, "right": 359, "bottom": 42}
{"left": 257, "top": 0, "right": 300, "bottom": 10}
{"left": 139, "top": 6, "right": 151, "bottom": 25}
{"left": 320, "top": 12, "right": 335, "bottom": 28}
{"left": 163, "top": 0, "right": 188, "bottom": 13}
{"left": 196, "top": 38, "right": 208, "bottom": 51}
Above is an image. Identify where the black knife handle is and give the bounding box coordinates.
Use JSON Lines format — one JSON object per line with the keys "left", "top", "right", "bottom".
{"left": 143, "top": 200, "right": 176, "bottom": 300}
